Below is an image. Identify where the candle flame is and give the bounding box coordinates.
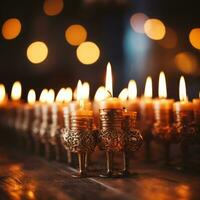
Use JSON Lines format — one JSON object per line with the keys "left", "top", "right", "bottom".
{"left": 94, "top": 86, "right": 111, "bottom": 101}
{"left": 27, "top": 89, "right": 36, "bottom": 105}
{"left": 56, "top": 88, "right": 65, "bottom": 103}
{"left": 47, "top": 89, "right": 55, "bottom": 104}
{"left": 82, "top": 82, "right": 90, "bottom": 100}
{"left": 0, "top": 84, "right": 6, "bottom": 103}
{"left": 144, "top": 76, "right": 153, "bottom": 98}
{"left": 179, "top": 76, "right": 188, "bottom": 101}
{"left": 118, "top": 88, "right": 128, "bottom": 101}
{"left": 76, "top": 80, "right": 83, "bottom": 101}
{"left": 73, "top": 87, "right": 77, "bottom": 100}
{"left": 105, "top": 62, "right": 113, "bottom": 96}
{"left": 128, "top": 80, "right": 137, "bottom": 100}
{"left": 76, "top": 80, "right": 84, "bottom": 109}
{"left": 158, "top": 71, "right": 167, "bottom": 98}
{"left": 11, "top": 81, "right": 22, "bottom": 101}
{"left": 64, "top": 87, "right": 73, "bottom": 103}
{"left": 39, "top": 89, "right": 48, "bottom": 103}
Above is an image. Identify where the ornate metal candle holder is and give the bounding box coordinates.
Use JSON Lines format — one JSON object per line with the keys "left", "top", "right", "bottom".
{"left": 193, "top": 99, "right": 200, "bottom": 142}
{"left": 98, "top": 108, "right": 124, "bottom": 177}
{"left": 60, "top": 106, "right": 72, "bottom": 164}
{"left": 152, "top": 107, "right": 176, "bottom": 165}
{"left": 31, "top": 104, "right": 43, "bottom": 155}
{"left": 21, "top": 106, "right": 35, "bottom": 151}
{"left": 48, "top": 104, "right": 65, "bottom": 162}
{"left": 62, "top": 113, "right": 96, "bottom": 178}
{"left": 121, "top": 111, "right": 143, "bottom": 176}
{"left": 139, "top": 105, "right": 154, "bottom": 162}
{"left": 39, "top": 105, "right": 53, "bottom": 160}
{"left": 173, "top": 109, "right": 196, "bottom": 168}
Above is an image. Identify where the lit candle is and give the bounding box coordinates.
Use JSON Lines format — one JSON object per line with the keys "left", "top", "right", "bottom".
{"left": 32, "top": 89, "right": 48, "bottom": 154}
{"left": 173, "top": 76, "right": 193, "bottom": 117}
{"left": 173, "top": 76, "right": 194, "bottom": 167}
{"left": 69, "top": 80, "right": 92, "bottom": 114}
{"left": 126, "top": 80, "right": 140, "bottom": 115}
{"left": 0, "top": 84, "right": 8, "bottom": 125}
{"left": 153, "top": 72, "right": 174, "bottom": 164}
{"left": 10, "top": 81, "right": 22, "bottom": 129}
{"left": 21, "top": 89, "right": 36, "bottom": 149}
{"left": 99, "top": 63, "right": 123, "bottom": 110}
{"left": 139, "top": 76, "right": 154, "bottom": 124}
{"left": 98, "top": 62, "right": 124, "bottom": 177}
{"left": 49, "top": 87, "right": 73, "bottom": 161}
{"left": 0, "top": 84, "right": 7, "bottom": 107}
{"left": 93, "top": 86, "right": 110, "bottom": 129}
{"left": 192, "top": 92, "right": 200, "bottom": 124}
{"left": 62, "top": 79, "right": 95, "bottom": 177}
{"left": 153, "top": 72, "right": 174, "bottom": 131}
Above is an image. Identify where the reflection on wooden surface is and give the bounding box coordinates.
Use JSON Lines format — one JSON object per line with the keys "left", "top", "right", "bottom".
{"left": 0, "top": 147, "right": 199, "bottom": 200}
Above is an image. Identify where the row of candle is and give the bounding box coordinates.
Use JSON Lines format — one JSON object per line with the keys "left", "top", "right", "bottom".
{"left": 0, "top": 63, "right": 199, "bottom": 176}
{"left": 0, "top": 63, "right": 199, "bottom": 129}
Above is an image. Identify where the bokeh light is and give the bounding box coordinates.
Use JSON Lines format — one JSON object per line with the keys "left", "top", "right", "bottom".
{"left": 76, "top": 41, "right": 100, "bottom": 65}
{"left": 65, "top": 24, "right": 87, "bottom": 46}
{"left": 43, "top": 0, "right": 64, "bottom": 16}
{"left": 27, "top": 41, "right": 48, "bottom": 64}
{"left": 2, "top": 18, "right": 21, "bottom": 40}
{"left": 174, "top": 52, "right": 199, "bottom": 75}
{"left": 158, "top": 27, "right": 177, "bottom": 49}
{"left": 130, "top": 13, "right": 148, "bottom": 33}
{"left": 189, "top": 28, "right": 200, "bottom": 50}
{"left": 144, "top": 18, "right": 166, "bottom": 40}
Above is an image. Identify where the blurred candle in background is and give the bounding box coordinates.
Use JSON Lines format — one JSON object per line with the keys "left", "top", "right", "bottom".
{"left": 93, "top": 86, "right": 110, "bottom": 129}
{"left": 193, "top": 92, "right": 200, "bottom": 125}
{"left": 139, "top": 76, "right": 154, "bottom": 125}
{"left": 173, "top": 76, "right": 193, "bottom": 115}
{"left": 153, "top": 72, "right": 174, "bottom": 130}
{"left": 126, "top": 80, "right": 140, "bottom": 118}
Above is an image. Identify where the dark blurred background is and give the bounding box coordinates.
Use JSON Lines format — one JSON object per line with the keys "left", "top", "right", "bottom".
{"left": 0, "top": 0, "right": 199, "bottom": 100}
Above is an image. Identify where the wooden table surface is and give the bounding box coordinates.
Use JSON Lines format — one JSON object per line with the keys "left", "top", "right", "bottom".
{"left": 0, "top": 146, "right": 200, "bottom": 200}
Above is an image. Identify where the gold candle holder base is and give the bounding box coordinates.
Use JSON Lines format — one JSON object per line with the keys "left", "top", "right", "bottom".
{"left": 121, "top": 112, "right": 143, "bottom": 177}
{"left": 62, "top": 115, "right": 96, "bottom": 178}
{"left": 99, "top": 108, "right": 124, "bottom": 178}
{"left": 173, "top": 110, "right": 196, "bottom": 168}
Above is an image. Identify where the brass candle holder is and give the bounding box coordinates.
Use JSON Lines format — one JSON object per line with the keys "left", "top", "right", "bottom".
{"left": 31, "top": 104, "right": 43, "bottom": 155}
{"left": 62, "top": 112, "right": 96, "bottom": 178}
{"left": 39, "top": 104, "right": 53, "bottom": 160}
{"left": 121, "top": 111, "right": 143, "bottom": 176}
{"left": 139, "top": 102, "right": 154, "bottom": 162}
{"left": 173, "top": 109, "right": 196, "bottom": 168}
{"left": 48, "top": 104, "right": 65, "bottom": 162}
{"left": 21, "top": 105, "right": 35, "bottom": 151}
{"left": 152, "top": 101, "right": 175, "bottom": 165}
{"left": 98, "top": 108, "right": 124, "bottom": 177}
{"left": 193, "top": 99, "right": 200, "bottom": 142}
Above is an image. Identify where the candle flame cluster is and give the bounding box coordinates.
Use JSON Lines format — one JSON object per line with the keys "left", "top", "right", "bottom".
{"left": 0, "top": 62, "right": 197, "bottom": 108}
